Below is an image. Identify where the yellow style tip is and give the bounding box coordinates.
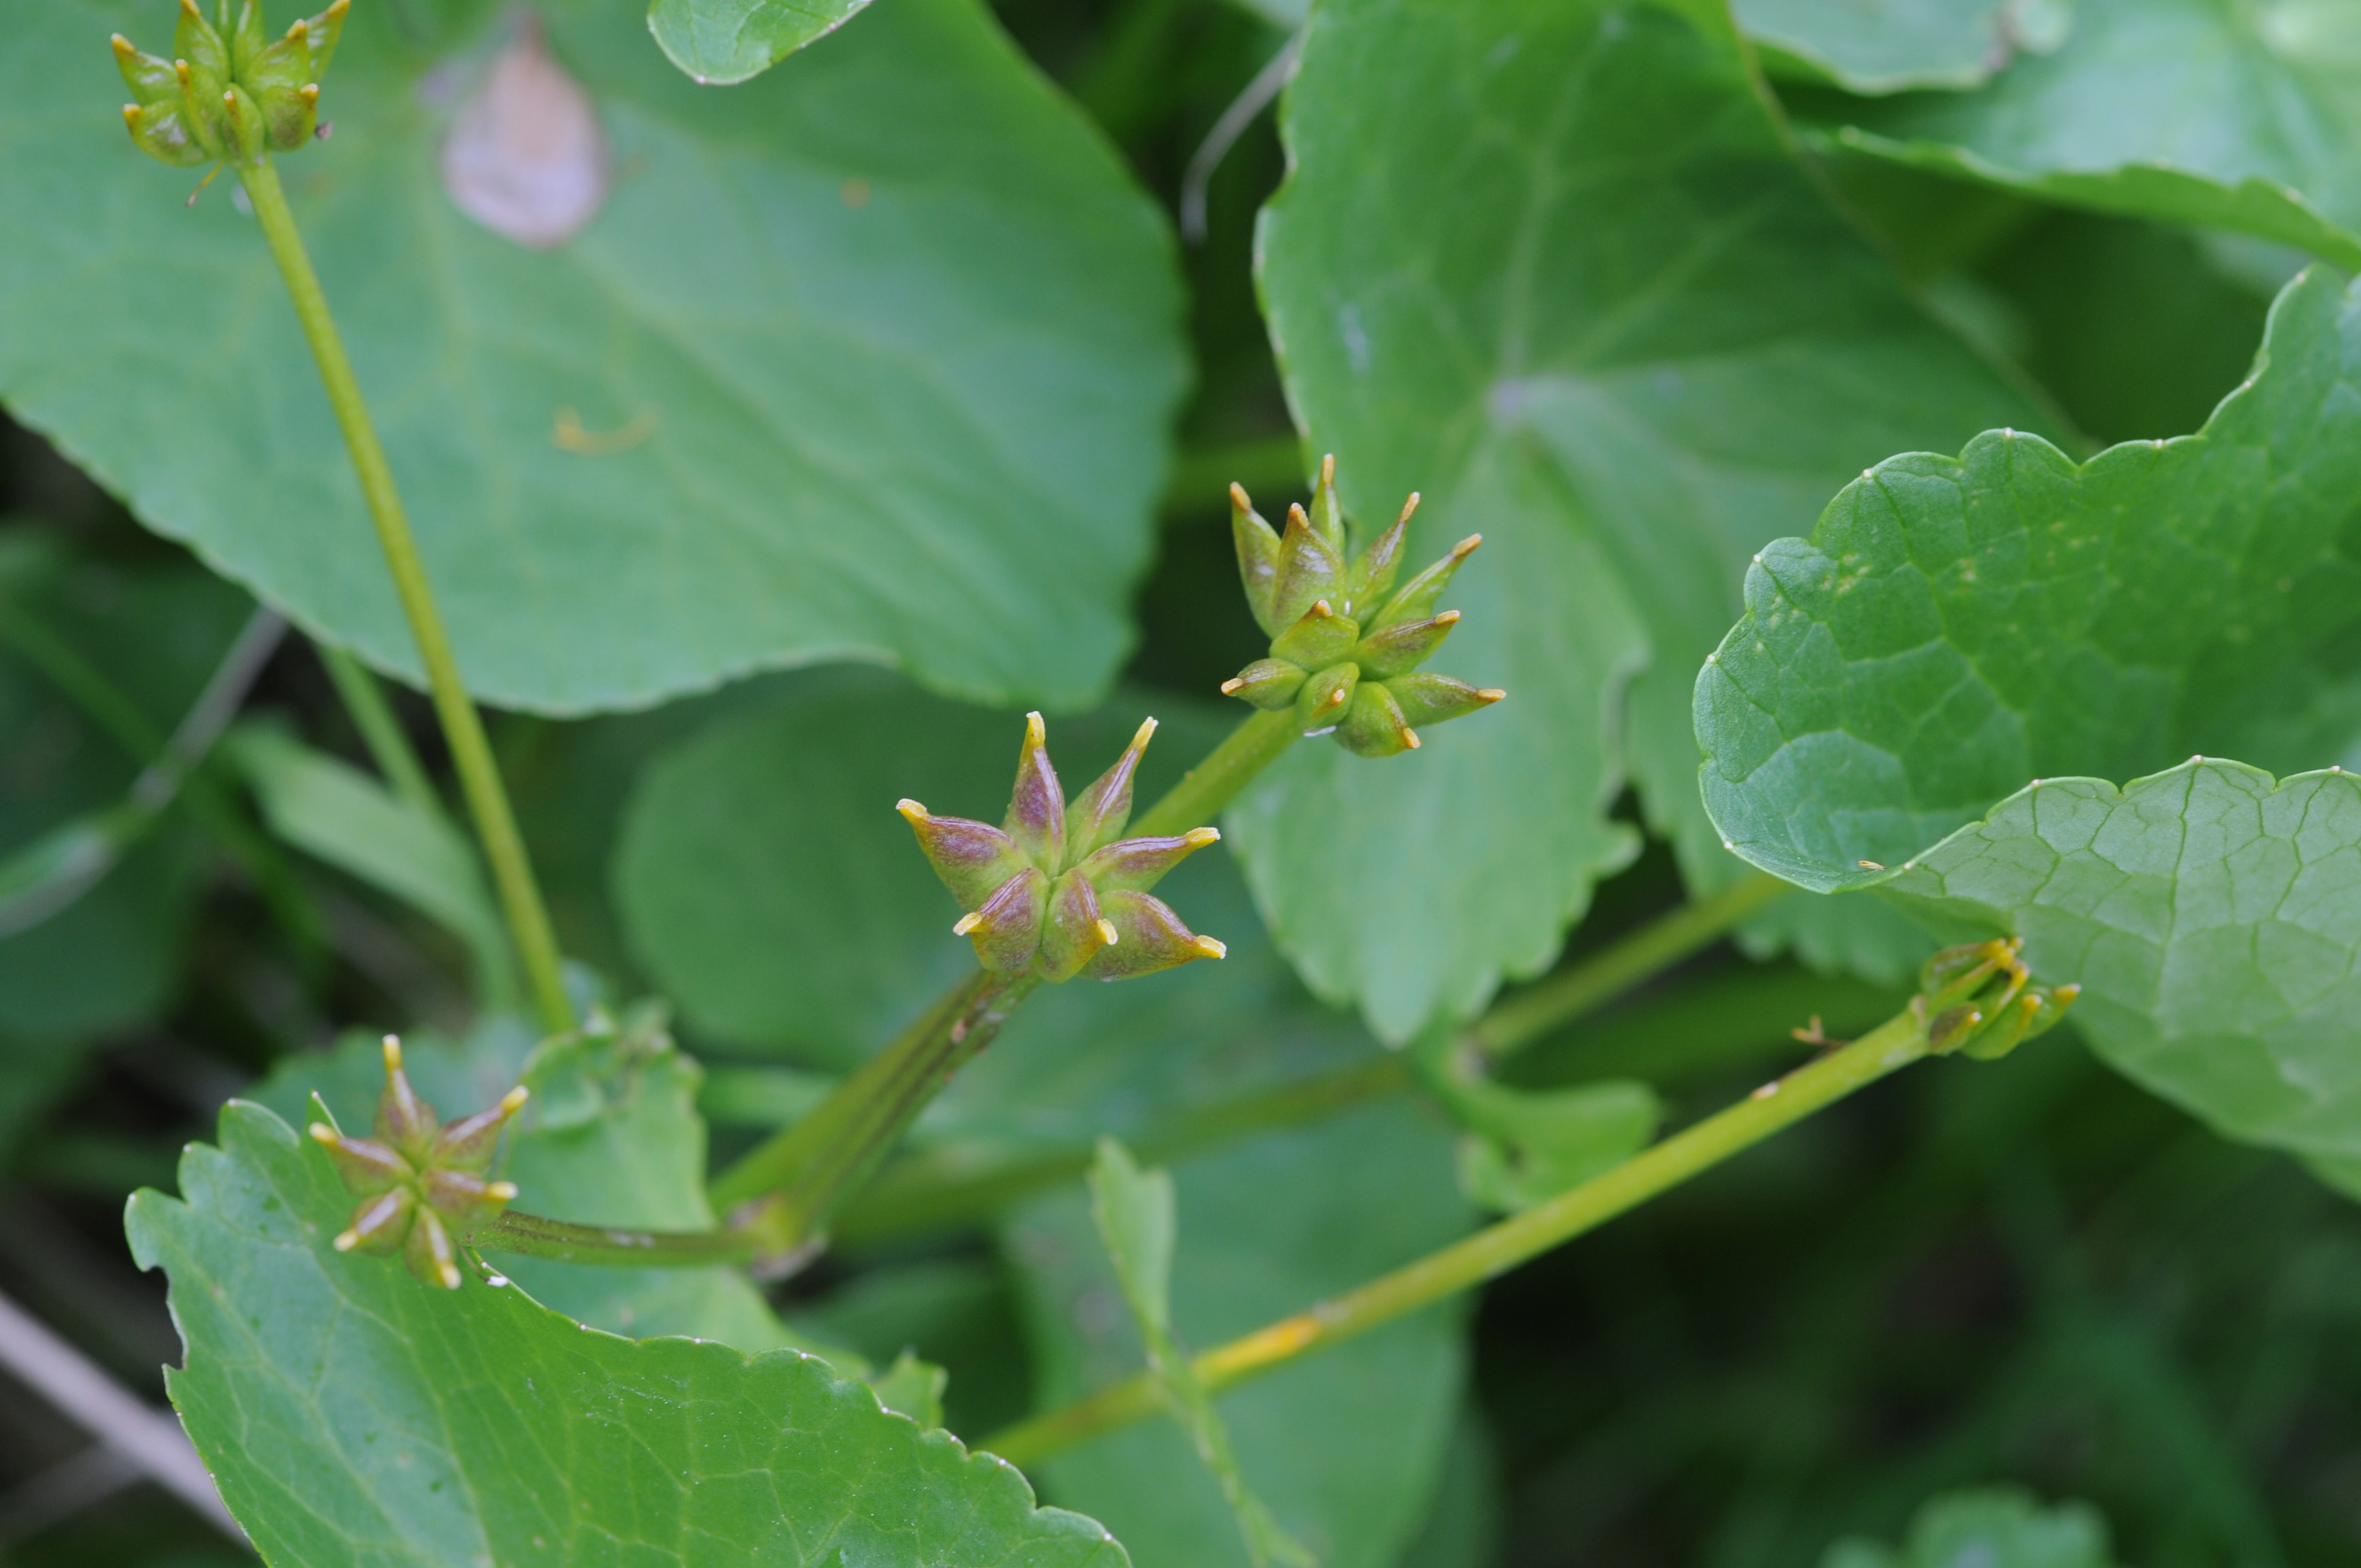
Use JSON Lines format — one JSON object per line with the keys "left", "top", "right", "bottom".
{"left": 381, "top": 1035, "right": 404, "bottom": 1072}
{"left": 175, "top": 58, "right": 193, "bottom": 85}
{"left": 896, "top": 797, "right": 930, "bottom": 821}
{"left": 436, "top": 1262, "right": 462, "bottom": 1289}
{"left": 1219, "top": 677, "right": 1244, "bottom": 695}
{"left": 497, "top": 1086, "right": 531, "bottom": 1115}
{"left": 299, "top": 83, "right": 319, "bottom": 105}
{"left": 307, "top": 1123, "right": 339, "bottom": 1146}
{"left": 122, "top": 104, "right": 143, "bottom": 130}
{"left": 1024, "top": 711, "right": 1046, "bottom": 745}
{"left": 1095, "top": 918, "right": 1120, "bottom": 947}
{"left": 487, "top": 1181, "right": 519, "bottom": 1202}
{"left": 1184, "top": 826, "right": 1221, "bottom": 847}
{"left": 179, "top": 0, "right": 202, "bottom": 18}
{"left": 1230, "top": 481, "right": 1252, "bottom": 511}
{"left": 325, "top": 0, "right": 351, "bottom": 18}
{"left": 331, "top": 1229, "right": 362, "bottom": 1253}
{"left": 1131, "top": 715, "right": 1158, "bottom": 747}
{"left": 1477, "top": 688, "right": 1506, "bottom": 703}
{"left": 1400, "top": 726, "right": 1421, "bottom": 750}
{"left": 1319, "top": 452, "right": 1336, "bottom": 484}
{"left": 287, "top": 17, "right": 309, "bottom": 40}
{"left": 2055, "top": 984, "right": 2081, "bottom": 1002}
{"left": 1192, "top": 936, "right": 1227, "bottom": 960}
{"left": 1310, "top": 598, "right": 1334, "bottom": 619}
{"left": 112, "top": 33, "right": 137, "bottom": 57}
{"left": 1452, "top": 533, "right": 1483, "bottom": 558}
{"left": 953, "top": 911, "right": 984, "bottom": 936}
{"left": 1435, "top": 609, "right": 1461, "bottom": 625}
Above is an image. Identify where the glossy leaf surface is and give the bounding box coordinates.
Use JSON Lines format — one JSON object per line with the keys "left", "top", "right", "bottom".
{"left": 3, "top": 0, "right": 1183, "bottom": 715}
{"left": 1810, "top": 0, "right": 2361, "bottom": 268}
{"left": 1250, "top": 0, "right": 2043, "bottom": 1037}
{"left": 128, "top": 1099, "right": 1129, "bottom": 1565}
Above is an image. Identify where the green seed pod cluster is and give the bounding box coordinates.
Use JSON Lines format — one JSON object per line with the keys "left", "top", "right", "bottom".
{"left": 113, "top": 0, "right": 349, "bottom": 167}
{"left": 900, "top": 713, "right": 1226, "bottom": 982}
{"left": 1914, "top": 937, "right": 2079, "bottom": 1061}
{"left": 1222, "top": 455, "right": 1504, "bottom": 758}
{"left": 308, "top": 1035, "right": 529, "bottom": 1289}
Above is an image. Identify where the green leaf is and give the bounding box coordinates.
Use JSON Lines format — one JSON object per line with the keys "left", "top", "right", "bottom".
{"left": 1701, "top": 266, "right": 2361, "bottom": 897}
{"left": 1248, "top": 0, "right": 2046, "bottom": 1038}
{"left": 1821, "top": 1486, "right": 2117, "bottom": 1568}
{"left": 1697, "top": 268, "right": 2361, "bottom": 1164}
{"left": 225, "top": 726, "right": 513, "bottom": 1008}
{"left": 1004, "top": 1101, "right": 1471, "bottom": 1568}
{"left": 1804, "top": 0, "right": 2361, "bottom": 269}
{"left": 1733, "top": 0, "right": 2048, "bottom": 94}
{"left": 126, "top": 1099, "right": 1129, "bottom": 1565}
{"left": 0, "top": 537, "right": 249, "bottom": 1036}
{"left": 649, "top": 0, "right": 873, "bottom": 86}
{"left": 3, "top": 0, "right": 1183, "bottom": 715}
{"left": 1087, "top": 1139, "right": 1310, "bottom": 1568}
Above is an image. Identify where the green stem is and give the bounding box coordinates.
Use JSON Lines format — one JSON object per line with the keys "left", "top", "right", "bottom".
{"left": 707, "top": 970, "right": 1041, "bottom": 1232}
{"left": 1129, "top": 707, "right": 1300, "bottom": 840}
{"left": 475, "top": 1209, "right": 763, "bottom": 1268}
{"left": 239, "top": 159, "right": 573, "bottom": 1038}
{"left": 834, "top": 1055, "right": 1410, "bottom": 1246}
{"left": 982, "top": 1003, "right": 1932, "bottom": 1467}
{"left": 828, "top": 875, "right": 1796, "bottom": 1246}
{"left": 1472, "top": 870, "right": 1791, "bottom": 1060}
{"left": 317, "top": 643, "right": 442, "bottom": 821}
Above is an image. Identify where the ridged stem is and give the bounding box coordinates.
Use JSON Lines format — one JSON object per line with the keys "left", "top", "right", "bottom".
{"left": 238, "top": 159, "right": 573, "bottom": 1038}
{"left": 983, "top": 1004, "right": 1932, "bottom": 1466}
{"left": 474, "top": 1210, "right": 765, "bottom": 1268}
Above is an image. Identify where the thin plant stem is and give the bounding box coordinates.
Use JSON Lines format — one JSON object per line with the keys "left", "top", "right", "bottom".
{"left": 238, "top": 159, "right": 573, "bottom": 1037}
{"left": 834, "top": 873, "right": 1798, "bottom": 1244}
{"left": 982, "top": 1004, "right": 1933, "bottom": 1466}
{"left": 708, "top": 970, "right": 1041, "bottom": 1232}
{"left": 316, "top": 643, "right": 443, "bottom": 820}
{"left": 835, "top": 1055, "right": 1410, "bottom": 1245}
{"left": 1472, "top": 870, "right": 1791, "bottom": 1059}
{"left": 1129, "top": 707, "right": 1300, "bottom": 839}
{"left": 474, "top": 1210, "right": 766, "bottom": 1269}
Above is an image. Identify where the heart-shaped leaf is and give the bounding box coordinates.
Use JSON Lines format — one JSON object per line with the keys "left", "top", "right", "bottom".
{"left": 3, "top": 0, "right": 1183, "bottom": 715}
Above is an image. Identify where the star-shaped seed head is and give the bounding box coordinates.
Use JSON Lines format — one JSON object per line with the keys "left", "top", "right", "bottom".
{"left": 307, "top": 1035, "right": 529, "bottom": 1289}
{"left": 899, "top": 714, "right": 1226, "bottom": 982}
{"left": 1221, "top": 454, "right": 1504, "bottom": 758}
{"left": 113, "top": 0, "right": 349, "bottom": 168}
{"left": 1913, "top": 937, "right": 2079, "bottom": 1061}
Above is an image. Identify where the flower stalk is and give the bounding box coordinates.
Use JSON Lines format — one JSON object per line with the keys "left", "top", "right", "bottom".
{"left": 982, "top": 938, "right": 2076, "bottom": 1464}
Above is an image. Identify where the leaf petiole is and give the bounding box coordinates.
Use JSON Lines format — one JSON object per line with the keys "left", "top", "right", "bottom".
{"left": 981, "top": 1001, "right": 1935, "bottom": 1466}
{"left": 236, "top": 159, "right": 573, "bottom": 1037}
